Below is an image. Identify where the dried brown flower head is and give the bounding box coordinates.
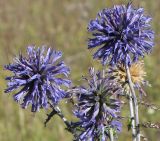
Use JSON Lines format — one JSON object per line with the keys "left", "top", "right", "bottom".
{"left": 108, "top": 61, "right": 148, "bottom": 94}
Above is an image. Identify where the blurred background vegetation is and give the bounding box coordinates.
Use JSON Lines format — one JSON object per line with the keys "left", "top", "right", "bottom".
{"left": 0, "top": 0, "right": 159, "bottom": 141}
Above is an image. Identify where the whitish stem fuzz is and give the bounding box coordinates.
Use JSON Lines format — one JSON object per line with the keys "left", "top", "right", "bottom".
{"left": 109, "top": 128, "right": 114, "bottom": 141}
{"left": 126, "top": 64, "right": 141, "bottom": 141}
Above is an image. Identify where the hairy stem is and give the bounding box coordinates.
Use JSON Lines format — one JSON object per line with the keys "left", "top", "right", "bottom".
{"left": 45, "top": 102, "right": 74, "bottom": 133}
{"left": 141, "top": 121, "right": 160, "bottom": 129}
{"left": 126, "top": 64, "right": 140, "bottom": 141}
{"left": 129, "top": 91, "right": 137, "bottom": 141}
{"left": 109, "top": 128, "right": 114, "bottom": 141}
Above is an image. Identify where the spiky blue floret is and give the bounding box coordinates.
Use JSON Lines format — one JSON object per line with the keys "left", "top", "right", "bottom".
{"left": 5, "top": 46, "right": 71, "bottom": 112}
{"left": 72, "top": 68, "right": 122, "bottom": 141}
{"left": 88, "top": 3, "right": 154, "bottom": 66}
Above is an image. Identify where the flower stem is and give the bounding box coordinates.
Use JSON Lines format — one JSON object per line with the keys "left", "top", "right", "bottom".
{"left": 129, "top": 91, "right": 136, "bottom": 141}
{"left": 109, "top": 128, "right": 114, "bottom": 141}
{"left": 125, "top": 64, "right": 140, "bottom": 141}
{"left": 45, "top": 102, "right": 74, "bottom": 133}
{"left": 53, "top": 106, "right": 72, "bottom": 129}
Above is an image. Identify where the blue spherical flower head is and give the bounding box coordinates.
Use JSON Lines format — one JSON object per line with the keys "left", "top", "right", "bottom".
{"left": 88, "top": 3, "right": 154, "bottom": 66}
{"left": 5, "top": 46, "right": 71, "bottom": 112}
{"left": 72, "top": 68, "right": 122, "bottom": 141}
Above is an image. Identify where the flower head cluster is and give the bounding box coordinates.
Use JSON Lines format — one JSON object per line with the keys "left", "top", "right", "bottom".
{"left": 88, "top": 3, "right": 154, "bottom": 66}
{"left": 108, "top": 61, "right": 148, "bottom": 95}
{"left": 5, "top": 46, "right": 71, "bottom": 112}
{"left": 72, "top": 68, "right": 122, "bottom": 141}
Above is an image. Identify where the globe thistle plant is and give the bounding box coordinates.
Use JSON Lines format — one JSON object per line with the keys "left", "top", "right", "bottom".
{"left": 88, "top": 3, "right": 154, "bottom": 66}
{"left": 108, "top": 61, "right": 148, "bottom": 96}
{"left": 72, "top": 68, "right": 122, "bottom": 141}
{"left": 4, "top": 46, "right": 71, "bottom": 112}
